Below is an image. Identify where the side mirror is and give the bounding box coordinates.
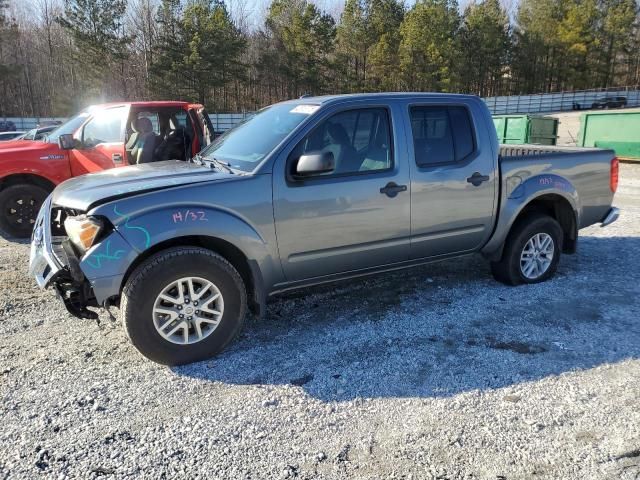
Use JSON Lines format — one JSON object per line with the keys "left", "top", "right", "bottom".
{"left": 294, "top": 151, "right": 335, "bottom": 178}
{"left": 58, "top": 133, "right": 76, "bottom": 150}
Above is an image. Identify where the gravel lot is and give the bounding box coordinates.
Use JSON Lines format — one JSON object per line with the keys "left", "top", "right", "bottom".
{"left": 1, "top": 164, "right": 639, "bottom": 480}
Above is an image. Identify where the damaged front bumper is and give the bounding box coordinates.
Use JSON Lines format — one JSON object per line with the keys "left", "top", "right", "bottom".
{"left": 29, "top": 196, "right": 99, "bottom": 319}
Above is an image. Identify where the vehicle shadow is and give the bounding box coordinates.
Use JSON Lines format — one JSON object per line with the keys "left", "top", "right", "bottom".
{"left": 166, "top": 235, "right": 629, "bottom": 399}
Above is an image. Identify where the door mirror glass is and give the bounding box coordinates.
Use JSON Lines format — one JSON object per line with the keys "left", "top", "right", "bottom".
{"left": 295, "top": 151, "right": 335, "bottom": 177}
{"left": 58, "top": 133, "right": 76, "bottom": 150}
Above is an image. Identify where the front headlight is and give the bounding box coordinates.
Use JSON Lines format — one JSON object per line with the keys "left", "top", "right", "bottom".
{"left": 64, "top": 215, "right": 103, "bottom": 253}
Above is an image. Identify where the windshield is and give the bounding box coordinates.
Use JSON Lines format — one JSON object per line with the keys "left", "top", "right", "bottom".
{"left": 21, "top": 128, "right": 38, "bottom": 141}
{"left": 199, "top": 103, "right": 319, "bottom": 172}
{"left": 46, "top": 111, "right": 91, "bottom": 142}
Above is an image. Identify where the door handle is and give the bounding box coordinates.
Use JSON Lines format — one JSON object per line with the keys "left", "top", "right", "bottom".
{"left": 467, "top": 172, "right": 490, "bottom": 186}
{"left": 380, "top": 182, "right": 407, "bottom": 198}
{"left": 112, "top": 153, "right": 123, "bottom": 164}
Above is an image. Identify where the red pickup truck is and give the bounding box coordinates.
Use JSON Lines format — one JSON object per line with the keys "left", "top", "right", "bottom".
{"left": 0, "top": 101, "right": 214, "bottom": 237}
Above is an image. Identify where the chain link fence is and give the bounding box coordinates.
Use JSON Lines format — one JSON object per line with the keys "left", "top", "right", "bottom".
{"left": 483, "top": 86, "right": 640, "bottom": 115}
{"left": 4, "top": 87, "right": 640, "bottom": 133}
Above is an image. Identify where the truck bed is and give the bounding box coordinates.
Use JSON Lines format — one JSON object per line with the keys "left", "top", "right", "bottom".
{"left": 499, "top": 144, "right": 604, "bottom": 157}
{"left": 498, "top": 144, "right": 616, "bottom": 229}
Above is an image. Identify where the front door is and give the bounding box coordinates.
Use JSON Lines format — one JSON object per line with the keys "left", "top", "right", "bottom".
{"left": 273, "top": 106, "right": 411, "bottom": 282}
{"left": 407, "top": 103, "right": 497, "bottom": 259}
{"left": 69, "top": 106, "right": 128, "bottom": 176}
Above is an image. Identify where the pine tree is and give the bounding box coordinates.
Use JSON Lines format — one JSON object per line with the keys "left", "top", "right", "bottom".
{"left": 149, "top": 0, "right": 184, "bottom": 98}
{"left": 180, "top": 0, "right": 246, "bottom": 107}
{"left": 459, "top": 0, "right": 510, "bottom": 96}
{"left": 260, "top": 0, "right": 335, "bottom": 99}
{"left": 399, "top": 0, "right": 461, "bottom": 92}
{"left": 557, "top": 0, "right": 599, "bottom": 89}
{"left": 57, "top": 0, "right": 133, "bottom": 101}
{"left": 368, "top": 0, "right": 405, "bottom": 91}
{"left": 598, "top": 0, "right": 637, "bottom": 87}
{"left": 150, "top": 0, "right": 246, "bottom": 109}
{"left": 335, "top": 0, "right": 404, "bottom": 92}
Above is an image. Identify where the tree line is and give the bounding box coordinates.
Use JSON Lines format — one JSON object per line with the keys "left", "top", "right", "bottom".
{"left": 0, "top": 0, "right": 638, "bottom": 117}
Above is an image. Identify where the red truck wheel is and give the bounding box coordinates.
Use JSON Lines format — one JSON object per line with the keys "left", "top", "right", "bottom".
{"left": 0, "top": 184, "right": 48, "bottom": 238}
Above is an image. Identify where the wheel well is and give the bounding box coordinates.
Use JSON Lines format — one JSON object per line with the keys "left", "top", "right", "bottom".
{"left": 0, "top": 174, "right": 56, "bottom": 192}
{"left": 120, "top": 235, "right": 261, "bottom": 316}
{"left": 514, "top": 194, "right": 577, "bottom": 253}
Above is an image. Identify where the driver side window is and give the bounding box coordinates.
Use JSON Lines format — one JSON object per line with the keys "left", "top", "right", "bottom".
{"left": 82, "top": 107, "right": 126, "bottom": 147}
{"left": 292, "top": 108, "right": 393, "bottom": 176}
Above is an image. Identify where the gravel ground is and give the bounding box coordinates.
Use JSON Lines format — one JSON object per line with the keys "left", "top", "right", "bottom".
{"left": 1, "top": 164, "right": 639, "bottom": 480}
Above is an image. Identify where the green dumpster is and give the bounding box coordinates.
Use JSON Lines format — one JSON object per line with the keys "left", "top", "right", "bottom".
{"left": 578, "top": 110, "right": 640, "bottom": 161}
{"left": 493, "top": 115, "right": 558, "bottom": 145}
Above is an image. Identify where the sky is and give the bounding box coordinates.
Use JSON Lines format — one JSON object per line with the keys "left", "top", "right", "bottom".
{"left": 14, "top": 0, "right": 520, "bottom": 31}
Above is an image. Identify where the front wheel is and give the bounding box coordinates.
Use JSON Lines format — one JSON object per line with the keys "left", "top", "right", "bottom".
{"left": 121, "top": 247, "right": 247, "bottom": 365}
{"left": 0, "top": 184, "right": 49, "bottom": 238}
{"left": 491, "top": 214, "right": 563, "bottom": 286}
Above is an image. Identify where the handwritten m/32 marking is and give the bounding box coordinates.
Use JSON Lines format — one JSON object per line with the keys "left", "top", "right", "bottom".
{"left": 172, "top": 210, "right": 208, "bottom": 223}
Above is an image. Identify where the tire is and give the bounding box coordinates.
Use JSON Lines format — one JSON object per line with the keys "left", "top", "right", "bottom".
{"left": 121, "top": 247, "right": 247, "bottom": 365}
{"left": 0, "top": 184, "right": 49, "bottom": 238}
{"left": 490, "top": 214, "right": 563, "bottom": 286}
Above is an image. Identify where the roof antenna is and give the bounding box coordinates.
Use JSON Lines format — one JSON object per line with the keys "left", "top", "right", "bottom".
{"left": 300, "top": 93, "right": 312, "bottom": 99}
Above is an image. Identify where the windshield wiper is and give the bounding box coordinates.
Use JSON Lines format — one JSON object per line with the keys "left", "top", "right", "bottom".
{"left": 191, "top": 153, "right": 205, "bottom": 166}
{"left": 200, "top": 155, "right": 235, "bottom": 174}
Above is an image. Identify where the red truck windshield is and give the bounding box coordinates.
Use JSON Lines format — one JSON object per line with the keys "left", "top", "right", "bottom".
{"left": 46, "top": 111, "right": 90, "bottom": 143}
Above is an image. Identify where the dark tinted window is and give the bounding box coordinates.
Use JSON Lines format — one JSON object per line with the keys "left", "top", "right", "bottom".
{"left": 410, "top": 107, "right": 454, "bottom": 165}
{"left": 294, "top": 108, "right": 392, "bottom": 175}
{"left": 410, "top": 106, "right": 475, "bottom": 166}
{"left": 449, "top": 106, "right": 474, "bottom": 160}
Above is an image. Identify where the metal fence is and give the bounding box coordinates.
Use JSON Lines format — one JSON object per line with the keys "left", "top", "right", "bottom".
{"left": 209, "top": 113, "right": 253, "bottom": 133}
{"left": 0, "top": 114, "right": 253, "bottom": 133}
{"left": 483, "top": 86, "right": 640, "bottom": 115}
{"left": 4, "top": 87, "right": 640, "bottom": 132}
{"left": 0, "top": 117, "right": 67, "bottom": 131}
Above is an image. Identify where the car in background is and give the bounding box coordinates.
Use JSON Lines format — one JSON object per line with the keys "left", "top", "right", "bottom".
{"left": 591, "top": 96, "right": 627, "bottom": 109}
{"left": 0, "top": 131, "right": 26, "bottom": 142}
{"left": 0, "top": 120, "right": 16, "bottom": 132}
{"left": 0, "top": 101, "right": 215, "bottom": 238}
{"left": 37, "top": 120, "right": 63, "bottom": 128}
{"left": 17, "top": 125, "right": 58, "bottom": 141}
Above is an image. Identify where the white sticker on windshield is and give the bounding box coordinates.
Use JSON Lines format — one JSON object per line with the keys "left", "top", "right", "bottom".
{"left": 290, "top": 105, "right": 320, "bottom": 115}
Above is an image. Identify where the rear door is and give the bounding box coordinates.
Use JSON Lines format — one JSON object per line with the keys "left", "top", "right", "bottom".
{"left": 69, "top": 106, "right": 128, "bottom": 175}
{"left": 190, "top": 105, "right": 215, "bottom": 154}
{"left": 407, "top": 102, "right": 497, "bottom": 259}
{"left": 273, "top": 104, "right": 411, "bottom": 282}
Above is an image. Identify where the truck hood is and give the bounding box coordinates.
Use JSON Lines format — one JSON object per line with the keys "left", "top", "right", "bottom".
{"left": 0, "top": 139, "right": 56, "bottom": 156}
{"left": 52, "top": 160, "right": 236, "bottom": 211}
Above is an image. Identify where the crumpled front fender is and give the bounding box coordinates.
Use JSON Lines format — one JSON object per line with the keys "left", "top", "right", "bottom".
{"left": 81, "top": 199, "right": 278, "bottom": 307}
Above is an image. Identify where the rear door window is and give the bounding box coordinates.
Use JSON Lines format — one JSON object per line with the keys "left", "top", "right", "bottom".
{"left": 410, "top": 106, "right": 476, "bottom": 166}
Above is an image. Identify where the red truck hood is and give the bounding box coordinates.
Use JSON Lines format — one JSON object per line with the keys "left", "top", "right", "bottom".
{"left": 0, "top": 139, "right": 61, "bottom": 158}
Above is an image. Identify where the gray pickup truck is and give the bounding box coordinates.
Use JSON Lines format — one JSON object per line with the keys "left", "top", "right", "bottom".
{"left": 29, "top": 93, "right": 619, "bottom": 365}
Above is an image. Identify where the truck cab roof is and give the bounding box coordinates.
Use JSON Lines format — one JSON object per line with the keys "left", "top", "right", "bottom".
{"left": 90, "top": 101, "right": 204, "bottom": 110}
{"left": 285, "top": 92, "right": 482, "bottom": 107}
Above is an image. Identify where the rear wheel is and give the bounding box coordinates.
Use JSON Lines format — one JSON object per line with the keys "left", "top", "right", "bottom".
{"left": 121, "top": 247, "right": 247, "bottom": 365}
{"left": 0, "top": 184, "right": 48, "bottom": 238}
{"left": 491, "top": 214, "right": 563, "bottom": 286}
